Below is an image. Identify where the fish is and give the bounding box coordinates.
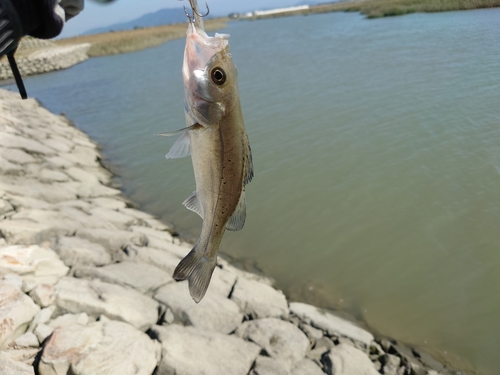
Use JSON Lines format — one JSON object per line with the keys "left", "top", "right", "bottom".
{"left": 161, "top": 19, "right": 253, "bottom": 303}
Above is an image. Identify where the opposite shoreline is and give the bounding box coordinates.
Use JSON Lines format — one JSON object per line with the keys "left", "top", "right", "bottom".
{"left": 2, "top": 1, "right": 500, "bottom": 81}
{"left": 0, "top": 90, "right": 465, "bottom": 374}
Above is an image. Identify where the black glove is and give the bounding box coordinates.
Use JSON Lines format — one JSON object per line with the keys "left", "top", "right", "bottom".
{"left": 12, "top": 0, "right": 65, "bottom": 39}
{"left": 0, "top": 0, "right": 23, "bottom": 56}
{"left": 0, "top": 0, "right": 26, "bottom": 98}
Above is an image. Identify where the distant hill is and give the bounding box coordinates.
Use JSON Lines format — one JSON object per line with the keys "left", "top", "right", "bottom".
{"left": 84, "top": 8, "right": 188, "bottom": 35}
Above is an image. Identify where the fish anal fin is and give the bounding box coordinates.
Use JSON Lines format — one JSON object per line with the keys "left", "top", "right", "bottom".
{"left": 182, "top": 191, "right": 204, "bottom": 218}
{"left": 226, "top": 190, "right": 246, "bottom": 231}
{"left": 173, "top": 246, "right": 216, "bottom": 303}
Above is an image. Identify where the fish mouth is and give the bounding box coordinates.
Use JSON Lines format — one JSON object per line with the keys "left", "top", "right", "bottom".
{"left": 183, "top": 23, "right": 229, "bottom": 83}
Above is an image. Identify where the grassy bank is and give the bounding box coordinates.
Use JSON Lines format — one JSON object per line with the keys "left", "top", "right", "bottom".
{"left": 54, "top": 19, "right": 227, "bottom": 57}
{"left": 335, "top": 0, "right": 500, "bottom": 18}
{"left": 246, "top": 0, "right": 500, "bottom": 19}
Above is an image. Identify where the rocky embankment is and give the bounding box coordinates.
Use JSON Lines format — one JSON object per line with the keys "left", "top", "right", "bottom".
{"left": 0, "top": 88, "right": 453, "bottom": 375}
{"left": 0, "top": 38, "right": 90, "bottom": 81}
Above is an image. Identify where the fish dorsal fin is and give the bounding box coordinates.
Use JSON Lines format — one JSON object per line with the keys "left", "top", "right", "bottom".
{"left": 165, "top": 130, "right": 191, "bottom": 159}
{"left": 243, "top": 136, "right": 254, "bottom": 186}
{"left": 183, "top": 191, "right": 204, "bottom": 218}
{"left": 226, "top": 190, "right": 246, "bottom": 231}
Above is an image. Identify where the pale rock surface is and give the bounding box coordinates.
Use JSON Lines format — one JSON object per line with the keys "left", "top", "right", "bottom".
{"left": 117, "top": 208, "right": 157, "bottom": 223}
{"left": 0, "top": 245, "right": 69, "bottom": 289}
{"left": 236, "top": 318, "right": 310, "bottom": 367}
{"left": 382, "top": 353, "right": 402, "bottom": 375}
{"left": 57, "top": 199, "right": 92, "bottom": 212}
{"left": 0, "top": 147, "right": 37, "bottom": 164}
{"left": 217, "top": 257, "right": 274, "bottom": 286}
{"left": 128, "top": 245, "right": 182, "bottom": 275}
{"left": 4, "top": 194, "right": 53, "bottom": 211}
{"left": 28, "top": 306, "right": 56, "bottom": 334}
{"left": 300, "top": 323, "right": 324, "bottom": 342}
{"left": 74, "top": 261, "right": 171, "bottom": 295}
{"left": 14, "top": 332, "right": 39, "bottom": 348}
{"left": 40, "top": 135, "right": 74, "bottom": 153}
{"left": 0, "top": 178, "right": 78, "bottom": 203}
{"left": 0, "top": 132, "right": 56, "bottom": 155}
{"left": 88, "top": 197, "right": 127, "bottom": 210}
{"left": 290, "top": 302, "right": 374, "bottom": 346}
{"left": 291, "top": 359, "right": 325, "bottom": 375}
{"left": 0, "top": 347, "right": 39, "bottom": 367}
{"left": 231, "top": 276, "right": 289, "bottom": 319}
{"left": 2, "top": 273, "right": 23, "bottom": 289}
{"left": 0, "top": 220, "right": 72, "bottom": 246}
{"left": 29, "top": 284, "right": 55, "bottom": 307}
{"left": 0, "top": 351, "right": 35, "bottom": 375}
{"left": 141, "top": 236, "right": 189, "bottom": 257}
{"left": 322, "top": 344, "right": 380, "bottom": 375}
{"left": 34, "top": 323, "right": 54, "bottom": 343}
{"left": 128, "top": 225, "right": 174, "bottom": 244}
{"left": 0, "top": 197, "right": 14, "bottom": 214}
{"left": 38, "top": 320, "right": 161, "bottom": 375}
{"left": 48, "top": 313, "right": 90, "bottom": 329}
{"left": 38, "top": 169, "right": 70, "bottom": 183}
{"left": 209, "top": 266, "right": 237, "bottom": 297}
{"left": 65, "top": 166, "right": 101, "bottom": 185}
{"left": 0, "top": 154, "right": 23, "bottom": 174}
{"left": 10, "top": 209, "right": 80, "bottom": 233}
{"left": 55, "top": 236, "right": 112, "bottom": 267}
{"left": 88, "top": 207, "right": 137, "bottom": 229}
{"left": 252, "top": 356, "right": 290, "bottom": 375}
{"left": 75, "top": 228, "right": 147, "bottom": 254}
{"left": 0, "top": 281, "right": 40, "bottom": 348}
{"left": 54, "top": 277, "right": 158, "bottom": 331}
{"left": 154, "top": 280, "right": 242, "bottom": 334}
{"left": 151, "top": 324, "right": 260, "bottom": 375}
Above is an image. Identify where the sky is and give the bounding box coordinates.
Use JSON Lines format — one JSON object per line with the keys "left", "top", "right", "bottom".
{"left": 60, "top": 0, "right": 304, "bottom": 38}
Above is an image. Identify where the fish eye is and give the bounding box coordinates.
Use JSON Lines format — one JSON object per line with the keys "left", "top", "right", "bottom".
{"left": 210, "top": 67, "right": 226, "bottom": 85}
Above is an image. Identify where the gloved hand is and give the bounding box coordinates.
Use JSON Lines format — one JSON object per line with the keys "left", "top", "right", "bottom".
{"left": 60, "top": 0, "right": 85, "bottom": 21}
{"left": 12, "top": 0, "right": 65, "bottom": 39}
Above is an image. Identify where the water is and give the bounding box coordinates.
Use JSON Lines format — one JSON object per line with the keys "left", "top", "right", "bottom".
{"left": 6, "top": 9, "right": 500, "bottom": 374}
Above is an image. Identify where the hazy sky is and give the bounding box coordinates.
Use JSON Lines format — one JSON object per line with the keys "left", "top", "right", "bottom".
{"left": 60, "top": 0, "right": 302, "bottom": 37}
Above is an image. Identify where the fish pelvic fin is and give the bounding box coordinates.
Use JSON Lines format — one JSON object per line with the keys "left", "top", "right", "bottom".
{"left": 173, "top": 245, "right": 217, "bottom": 303}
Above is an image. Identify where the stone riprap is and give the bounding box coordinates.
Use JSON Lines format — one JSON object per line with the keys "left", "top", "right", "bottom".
{"left": 0, "top": 88, "right": 452, "bottom": 375}
{"left": 0, "top": 44, "right": 90, "bottom": 81}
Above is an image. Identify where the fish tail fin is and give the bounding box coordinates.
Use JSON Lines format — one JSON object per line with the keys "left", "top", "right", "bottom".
{"left": 173, "top": 245, "right": 217, "bottom": 303}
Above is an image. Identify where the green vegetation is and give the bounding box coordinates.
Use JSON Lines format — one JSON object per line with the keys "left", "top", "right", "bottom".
{"left": 247, "top": 0, "right": 500, "bottom": 19}
{"left": 333, "top": 0, "right": 500, "bottom": 18}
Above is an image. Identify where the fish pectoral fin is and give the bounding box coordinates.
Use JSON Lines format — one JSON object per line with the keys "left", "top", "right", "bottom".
{"left": 182, "top": 191, "right": 204, "bottom": 218}
{"left": 157, "top": 123, "right": 202, "bottom": 137}
{"left": 173, "top": 246, "right": 217, "bottom": 303}
{"left": 165, "top": 130, "right": 191, "bottom": 159}
{"left": 226, "top": 190, "right": 246, "bottom": 231}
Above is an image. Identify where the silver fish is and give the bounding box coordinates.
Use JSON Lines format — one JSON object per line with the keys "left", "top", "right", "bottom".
{"left": 162, "top": 20, "right": 253, "bottom": 303}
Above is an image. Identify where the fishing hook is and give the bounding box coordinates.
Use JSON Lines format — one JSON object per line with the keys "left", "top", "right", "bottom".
{"left": 192, "top": 1, "right": 210, "bottom": 18}
{"left": 183, "top": 0, "right": 209, "bottom": 23}
{"left": 183, "top": 5, "right": 194, "bottom": 23}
